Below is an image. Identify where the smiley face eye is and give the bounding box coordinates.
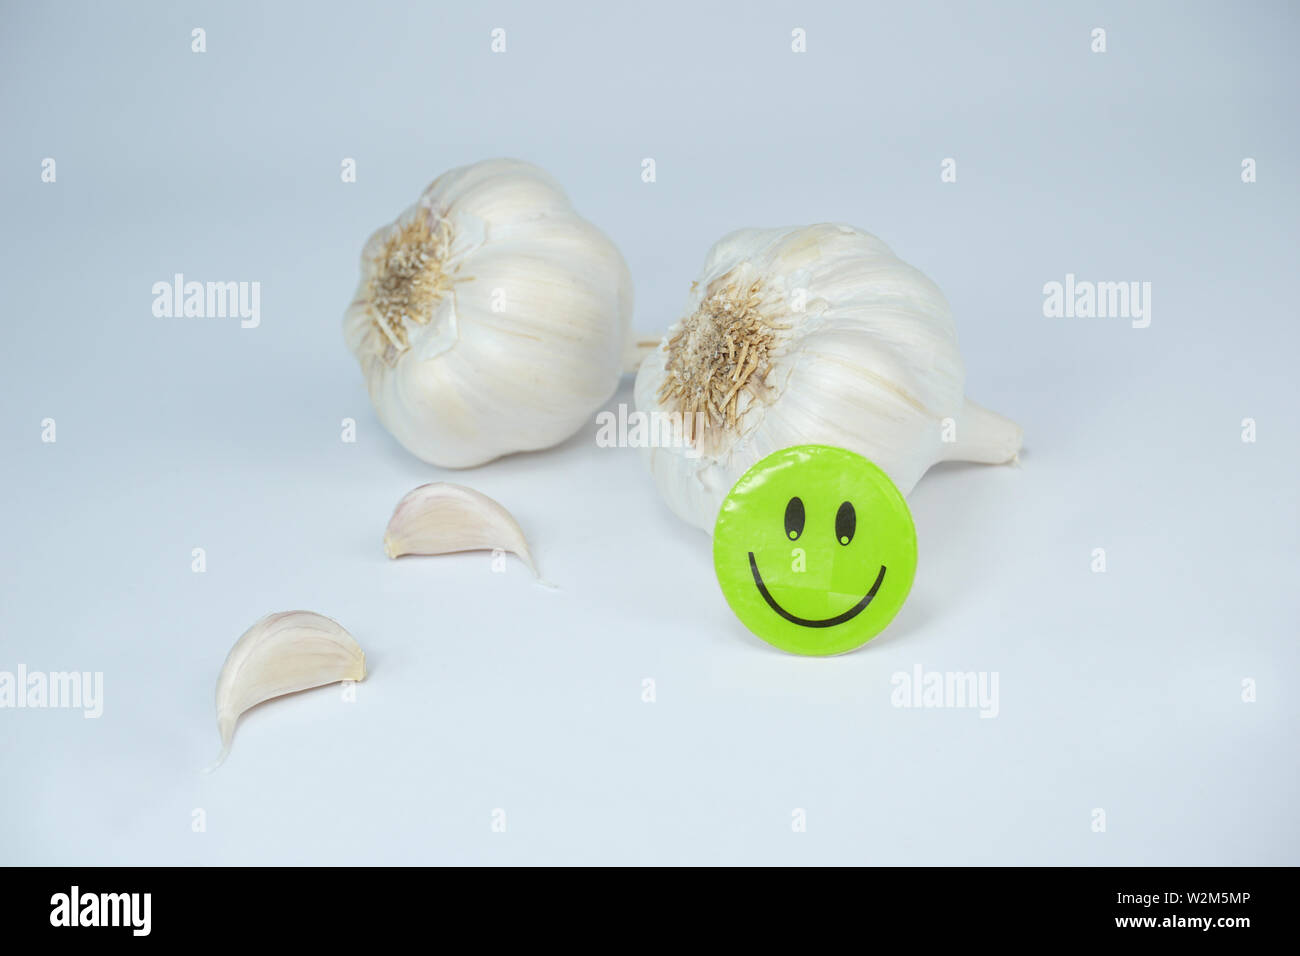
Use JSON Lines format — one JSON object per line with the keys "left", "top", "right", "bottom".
{"left": 784, "top": 497, "right": 805, "bottom": 540}
{"left": 835, "top": 501, "right": 856, "bottom": 545}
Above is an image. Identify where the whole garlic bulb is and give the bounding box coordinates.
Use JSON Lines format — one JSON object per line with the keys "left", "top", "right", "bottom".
{"left": 634, "top": 223, "right": 1023, "bottom": 533}
{"left": 344, "top": 159, "right": 633, "bottom": 467}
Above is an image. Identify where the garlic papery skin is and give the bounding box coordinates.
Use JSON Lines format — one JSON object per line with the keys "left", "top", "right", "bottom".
{"left": 212, "top": 611, "right": 366, "bottom": 769}
{"left": 343, "top": 158, "right": 634, "bottom": 468}
{"left": 634, "top": 223, "right": 1023, "bottom": 533}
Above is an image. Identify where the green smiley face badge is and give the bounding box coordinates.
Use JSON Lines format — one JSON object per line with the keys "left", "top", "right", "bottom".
{"left": 712, "top": 445, "right": 917, "bottom": 655}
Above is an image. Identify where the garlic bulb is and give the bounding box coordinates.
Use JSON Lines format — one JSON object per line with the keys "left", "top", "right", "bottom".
{"left": 344, "top": 159, "right": 633, "bottom": 467}
{"left": 634, "top": 224, "right": 1023, "bottom": 533}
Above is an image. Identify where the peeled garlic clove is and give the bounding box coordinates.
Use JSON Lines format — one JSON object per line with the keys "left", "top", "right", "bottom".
{"left": 212, "top": 611, "right": 366, "bottom": 768}
{"left": 384, "top": 482, "right": 540, "bottom": 579}
{"left": 634, "top": 223, "right": 1023, "bottom": 533}
{"left": 343, "top": 158, "right": 634, "bottom": 468}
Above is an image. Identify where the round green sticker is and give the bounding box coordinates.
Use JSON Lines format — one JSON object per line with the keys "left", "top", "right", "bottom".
{"left": 712, "top": 445, "right": 917, "bottom": 656}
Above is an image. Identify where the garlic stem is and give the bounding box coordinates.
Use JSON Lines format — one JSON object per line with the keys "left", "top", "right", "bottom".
{"left": 939, "top": 397, "right": 1024, "bottom": 464}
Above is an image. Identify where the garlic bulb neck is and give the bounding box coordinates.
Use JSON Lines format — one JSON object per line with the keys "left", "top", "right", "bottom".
{"left": 940, "top": 397, "right": 1024, "bottom": 465}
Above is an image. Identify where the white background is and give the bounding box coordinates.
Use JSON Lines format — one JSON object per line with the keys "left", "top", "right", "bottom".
{"left": 1, "top": 0, "right": 1296, "bottom": 864}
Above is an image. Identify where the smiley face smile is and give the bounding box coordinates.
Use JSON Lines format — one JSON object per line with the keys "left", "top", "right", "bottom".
{"left": 748, "top": 553, "right": 887, "bottom": 628}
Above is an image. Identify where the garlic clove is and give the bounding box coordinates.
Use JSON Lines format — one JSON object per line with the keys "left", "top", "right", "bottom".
{"left": 383, "top": 482, "right": 541, "bottom": 580}
{"left": 211, "top": 611, "right": 366, "bottom": 769}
